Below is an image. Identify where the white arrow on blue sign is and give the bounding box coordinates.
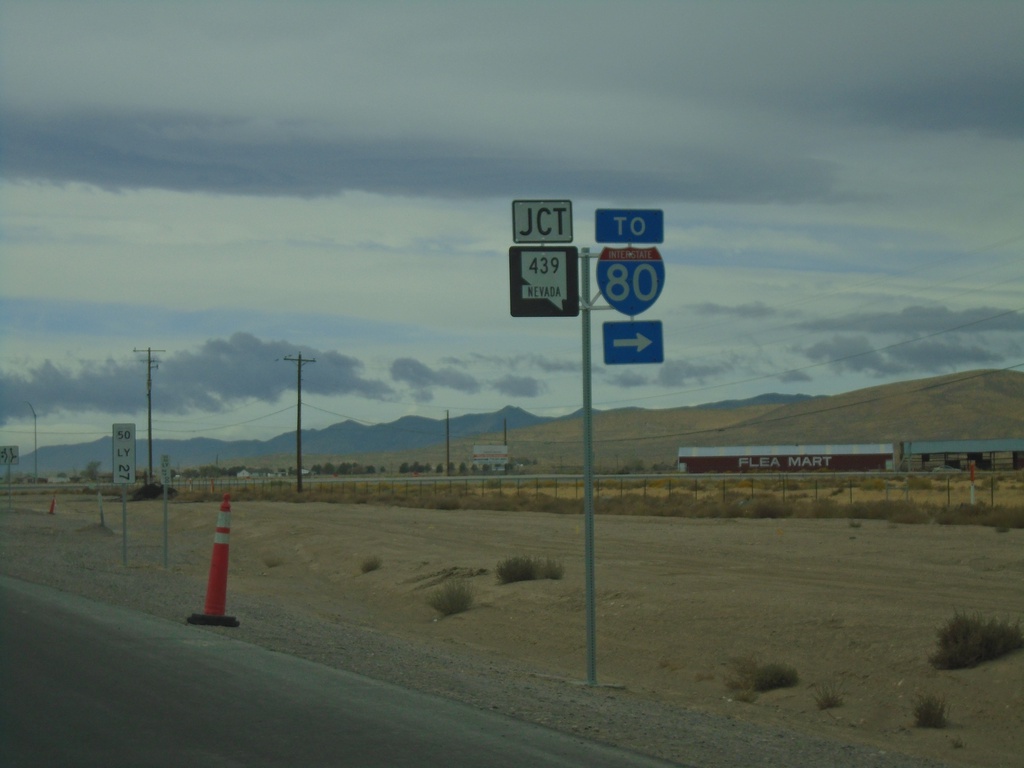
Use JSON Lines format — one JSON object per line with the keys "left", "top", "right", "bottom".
{"left": 595, "top": 209, "right": 663, "bottom": 244}
{"left": 603, "top": 321, "right": 663, "bottom": 365}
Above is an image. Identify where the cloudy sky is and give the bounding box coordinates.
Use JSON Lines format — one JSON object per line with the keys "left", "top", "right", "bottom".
{"left": 1, "top": 0, "right": 1022, "bottom": 452}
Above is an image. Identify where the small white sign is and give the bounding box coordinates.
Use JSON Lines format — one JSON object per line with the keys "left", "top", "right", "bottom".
{"left": 0, "top": 446, "right": 19, "bottom": 465}
{"left": 512, "top": 200, "right": 573, "bottom": 243}
{"left": 160, "top": 454, "right": 171, "bottom": 484}
{"left": 112, "top": 423, "right": 136, "bottom": 484}
{"left": 473, "top": 445, "right": 509, "bottom": 466}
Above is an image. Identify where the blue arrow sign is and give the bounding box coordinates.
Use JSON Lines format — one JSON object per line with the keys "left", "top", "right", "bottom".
{"left": 595, "top": 209, "right": 663, "bottom": 244}
{"left": 603, "top": 321, "right": 663, "bottom": 365}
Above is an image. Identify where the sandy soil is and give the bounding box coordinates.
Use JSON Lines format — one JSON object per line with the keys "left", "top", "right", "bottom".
{"left": 3, "top": 493, "right": 1022, "bottom": 767}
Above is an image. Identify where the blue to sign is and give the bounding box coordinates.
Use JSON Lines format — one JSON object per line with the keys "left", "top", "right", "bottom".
{"left": 595, "top": 209, "right": 663, "bottom": 244}
{"left": 604, "top": 321, "right": 663, "bottom": 365}
{"left": 596, "top": 247, "right": 665, "bottom": 316}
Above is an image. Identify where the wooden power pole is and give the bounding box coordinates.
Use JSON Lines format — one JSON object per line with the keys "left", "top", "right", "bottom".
{"left": 283, "top": 353, "right": 316, "bottom": 492}
{"left": 134, "top": 347, "right": 164, "bottom": 484}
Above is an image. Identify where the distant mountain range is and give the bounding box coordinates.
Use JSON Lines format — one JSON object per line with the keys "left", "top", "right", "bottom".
{"left": 18, "top": 369, "right": 1024, "bottom": 475}
{"left": 22, "top": 395, "right": 811, "bottom": 475}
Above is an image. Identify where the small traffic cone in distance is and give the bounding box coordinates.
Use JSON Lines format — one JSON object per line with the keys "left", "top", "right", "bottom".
{"left": 48, "top": 496, "right": 56, "bottom": 515}
{"left": 187, "top": 493, "right": 240, "bottom": 627}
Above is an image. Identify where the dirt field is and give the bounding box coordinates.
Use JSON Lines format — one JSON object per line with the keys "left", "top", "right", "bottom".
{"left": 3, "top": 493, "right": 1022, "bottom": 767}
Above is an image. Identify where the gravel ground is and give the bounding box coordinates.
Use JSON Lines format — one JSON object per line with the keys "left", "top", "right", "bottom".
{"left": 1, "top": 503, "right": 960, "bottom": 768}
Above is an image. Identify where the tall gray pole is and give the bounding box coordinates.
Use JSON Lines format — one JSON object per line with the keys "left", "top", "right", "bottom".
{"left": 25, "top": 401, "right": 37, "bottom": 484}
{"left": 580, "top": 247, "right": 597, "bottom": 686}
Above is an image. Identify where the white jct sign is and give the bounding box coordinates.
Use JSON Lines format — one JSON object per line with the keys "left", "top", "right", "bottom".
{"left": 512, "top": 200, "right": 573, "bottom": 243}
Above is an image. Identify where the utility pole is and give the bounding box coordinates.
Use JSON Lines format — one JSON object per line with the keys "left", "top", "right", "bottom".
{"left": 283, "top": 354, "right": 316, "bottom": 492}
{"left": 24, "top": 401, "right": 37, "bottom": 484}
{"left": 134, "top": 347, "right": 164, "bottom": 484}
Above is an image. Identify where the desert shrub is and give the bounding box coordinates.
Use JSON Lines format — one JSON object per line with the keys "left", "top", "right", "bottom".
{"left": 753, "top": 662, "right": 799, "bottom": 691}
{"left": 746, "top": 499, "right": 790, "bottom": 519}
{"left": 975, "top": 506, "right": 1024, "bottom": 529}
{"left": 427, "top": 579, "right": 474, "bottom": 616}
{"left": 360, "top": 555, "right": 382, "bottom": 573}
{"left": 726, "top": 655, "right": 799, "bottom": 694}
{"left": 537, "top": 557, "right": 565, "bottom": 580}
{"left": 496, "top": 555, "right": 538, "bottom": 583}
{"left": 914, "top": 693, "right": 949, "bottom": 728}
{"left": 907, "top": 476, "right": 933, "bottom": 491}
{"left": 884, "top": 502, "right": 933, "bottom": 525}
{"left": 929, "top": 611, "right": 1023, "bottom": 669}
{"left": 496, "top": 555, "right": 565, "bottom": 584}
{"left": 813, "top": 679, "right": 844, "bottom": 710}
{"left": 845, "top": 500, "right": 930, "bottom": 524}
{"left": 804, "top": 499, "right": 842, "bottom": 519}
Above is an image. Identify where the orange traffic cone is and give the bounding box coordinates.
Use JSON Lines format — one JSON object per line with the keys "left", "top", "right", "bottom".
{"left": 187, "top": 493, "right": 240, "bottom": 627}
{"left": 48, "top": 496, "right": 56, "bottom": 515}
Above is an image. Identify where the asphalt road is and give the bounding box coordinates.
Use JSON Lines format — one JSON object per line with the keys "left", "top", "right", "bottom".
{"left": 0, "top": 577, "right": 684, "bottom": 768}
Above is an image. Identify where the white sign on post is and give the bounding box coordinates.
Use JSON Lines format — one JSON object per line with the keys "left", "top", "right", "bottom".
{"left": 512, "top": 200, "right": 573, "bottom": 243}
{"left": 472, "top": 445, "right": 509, "bottom": 466}
{"left": 112, "top": 423, "right": 137, "bottom": 484}
{"left": 0, "top": 446, "right": 19, "bottom": 465}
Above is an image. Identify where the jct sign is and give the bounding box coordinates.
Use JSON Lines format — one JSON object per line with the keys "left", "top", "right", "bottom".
{"left": 512, "top": 200, "right": 573, "bottom": 243}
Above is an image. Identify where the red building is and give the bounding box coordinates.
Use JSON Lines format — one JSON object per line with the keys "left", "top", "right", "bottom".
{"left": 678, "top": 444, "right": 897, "bottom": 473}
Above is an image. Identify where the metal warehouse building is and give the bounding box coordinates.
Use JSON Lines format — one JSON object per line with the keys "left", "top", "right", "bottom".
{"left": 901, "top": 439, "right": 1024, "bottom": 471}
{"left": 677, "top": 439, "right": 1024, "bottom": 473}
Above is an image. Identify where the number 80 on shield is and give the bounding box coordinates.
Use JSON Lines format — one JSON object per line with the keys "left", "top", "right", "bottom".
{"left": 595, "top": 247, "right": 665, "bottom": 316}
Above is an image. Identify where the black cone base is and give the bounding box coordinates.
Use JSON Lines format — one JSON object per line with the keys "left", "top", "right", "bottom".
{"left": 187, "top": 613, "right": 240, "bottom": 627}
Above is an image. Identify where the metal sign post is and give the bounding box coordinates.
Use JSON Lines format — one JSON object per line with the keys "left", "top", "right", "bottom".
{"left": 161, "top": 454, "right": 171, "bottom": 568}
{"left": 580, "top": 248, "right": 598, "bottom": 686}
{"left": 1, "top": 446, "right": 17, "bottom": 511}
{"left": 507, "top": 202, "right": 666, "bottom": 687}
{"left": 112, "top": 424, "right": 136, "bottom": 566}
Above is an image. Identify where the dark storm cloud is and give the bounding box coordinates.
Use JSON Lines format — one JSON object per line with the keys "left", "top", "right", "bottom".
{"left": 605, "top": 370, "right": 651, "bottom": 389}
{"left": 0, "top": 358, "right": 140, "bottom": 420}
{"left": 777, "top": 369, "right": 813, "bottom": 384}
{"left": 799, "top": 334, "right": 1007, "bottom": 376}
{"left": 389, "top": 358, "right": 481, "bottom": 402}
{"left": 798, "top": 306, "right": 1024, "bottom": 335}
{"left": 443, "top": 353, "right": 578, "bottom": 375}
{"left": 392, "top": 358, "right": 545, "bottom": 400}
{"left": 0, "top": 333, "right": 394, "bottom": 423}
{"left": 165, "top": 333, "right": 394, "bottom": 409}
{"left": 492, "top": 375, "right": 542, "bottom": 398}
{"left": 656, "top": 360, "right": 738, "bottom": 388}
{"left": 0, "top": 109, "right": 839, "bottom": 204}
{"left": 692, "top": 302, "right": 779, "bottom": 319}
{"left": 841, "top": 69, "right": 1024, "bottom": 139}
